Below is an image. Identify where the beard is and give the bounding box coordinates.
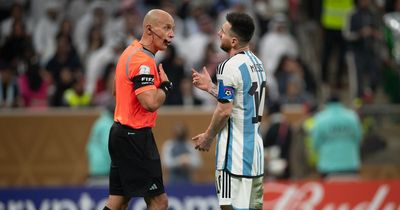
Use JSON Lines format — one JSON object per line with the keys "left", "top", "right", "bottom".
{"left": 220, "top": 41, "right": 231, "bottom": 53}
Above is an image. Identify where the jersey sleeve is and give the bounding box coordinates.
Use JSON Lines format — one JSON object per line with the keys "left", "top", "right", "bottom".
{"left": 129, "top": 57, "right": 157, "bottom": 95}
{"left": 216, "top": 61, "right": 238, "bottom": 103}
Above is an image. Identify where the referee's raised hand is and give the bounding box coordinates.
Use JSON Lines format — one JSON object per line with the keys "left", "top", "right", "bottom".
{"left": 158, "top": 63, "right": 170, "bottom": 82}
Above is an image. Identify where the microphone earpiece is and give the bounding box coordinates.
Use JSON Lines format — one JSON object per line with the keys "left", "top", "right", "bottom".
{"left": 148, "top": 27, "right": 171, "bottom": 46}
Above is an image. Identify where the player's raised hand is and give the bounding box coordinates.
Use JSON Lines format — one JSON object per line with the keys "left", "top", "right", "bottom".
{"left": 158, "top": 63, "right": 170, "bottom": 82}
{"left": 192, "top": 66, "right": 212, "bottom": 92}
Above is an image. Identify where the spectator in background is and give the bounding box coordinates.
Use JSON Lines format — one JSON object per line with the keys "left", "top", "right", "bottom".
{"left": 1, "top": 19, "right": 34, "bottom": 74}
{"left": 33, "top": 1, "right": 62, "bottom": 66}
{"left": 180, "top": 13, "right": 216, "bottom": 75}
{"left": 111, "top": 4, "right": 142, "bottom": 43}
{"left": 320, "top": 0, "right": 353, "bottom": 91}
{"left": 74, "top": 0, "right": 114, "bottom": 59}
{"left": 274, "top": 55, "right": 316, "bottom": 105}
{"left": 46, "top": 34, "right": 82, "bottom": 106}
{"left": 0, "top": 62, "right": 21, "bottom": 108}
{"left": 86, "top": 102, "right": 114, "bottom": 186}
{"left": 0, "top": 3, "right": 33, "bottom": 45}
{"left": 264, "top": 102, "right": 292, "bottom": 180}
{"left": 84, "top": 35, "right": 125, "bottom": 96}
{"left": 259, "top": 13, "right": 299, "bottom": 103}
{"left": 84, "top": 25, "right": 105, "bottom": 65}
{"left": 18, "top": 58, "right": 49, "bottom": 108}
{"left": 382, "top": 0, "right": 400, "bottom": 104}
{"left": 160, "top": 44, "right": 185, "bottom": 105}
{"left": 162, "top": 123, "right": 202, "bottom": 184}
{"left": 182, "top": 14, "right": 219, "bottom": 108}
{"left": 343, "top": 0, "right": 381, "bottom": 100}
{"left": 382, "top": 0, "right": 400, "bottom": 103}
{"left": 281, "top": 74, "right": 314, "bottom": 105}
{"left": 92, "top": 63, "right": 115, "bottom": 107}
{"left": 67, "top": 0, "right": 90, "bottom": 24}
{"left": 311, "top": 93, "right": 362, "bottom": 180}
{"left": 63, "top": 73, "right": 91, "bottom": 107}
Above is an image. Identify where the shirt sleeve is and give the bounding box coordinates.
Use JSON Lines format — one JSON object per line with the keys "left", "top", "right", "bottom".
{"left": 129, "top": 58, "right": 157, "bottom": 95}
{"left": 216, "top": 61, "right": 238, "bottom": 103}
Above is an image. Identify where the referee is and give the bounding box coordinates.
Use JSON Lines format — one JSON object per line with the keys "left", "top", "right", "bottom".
{"left": 103, "top": 9, "right": 174, "bottom": 210}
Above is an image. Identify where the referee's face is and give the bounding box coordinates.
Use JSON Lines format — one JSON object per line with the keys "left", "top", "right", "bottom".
{"left": 218, "top": 22, "right": 232, "bottom": 53}
{"left": 153, "top": 13, "right": 175, "bottom": 51}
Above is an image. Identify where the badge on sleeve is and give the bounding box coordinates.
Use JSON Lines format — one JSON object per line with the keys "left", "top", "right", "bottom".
{"left": 139, "top": 65, "right": 151, "bottom": 75}
{"left": 133, "top": 65, "right": 154, "bottom": 89}
{"left": 217, "top": 80, "right": 234, "bottom": 102}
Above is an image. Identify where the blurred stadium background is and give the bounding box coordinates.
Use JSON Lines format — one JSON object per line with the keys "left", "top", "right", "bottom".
{"left": 0, "top": 0, "right": 400, "bottom": 209}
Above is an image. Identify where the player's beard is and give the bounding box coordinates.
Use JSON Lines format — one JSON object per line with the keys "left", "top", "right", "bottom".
{"left": 220, "top": 40, "right": 231, "bottom": 53}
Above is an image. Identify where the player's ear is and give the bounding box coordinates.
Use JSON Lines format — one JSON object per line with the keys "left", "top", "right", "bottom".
{"left": 231, "top": 37, "right": 238, "bottom": 47}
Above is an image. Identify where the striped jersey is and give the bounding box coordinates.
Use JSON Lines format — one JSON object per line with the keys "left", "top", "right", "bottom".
{"left": 216, "top": 51, "right": 267, "bottom": 177}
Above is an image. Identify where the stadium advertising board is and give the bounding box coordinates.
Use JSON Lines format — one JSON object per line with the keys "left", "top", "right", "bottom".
{"left": 263, "top": 181, "right": 400, "bottom": 210}
{"left": 0, "top": 181, "right": 399, "bottom": 210}
{"left": 0, "top": 184, "right": 219, "bottom": 210}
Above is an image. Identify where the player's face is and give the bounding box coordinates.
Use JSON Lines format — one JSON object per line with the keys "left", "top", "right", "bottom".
{"left": 218, "top": 22, "right": 233, "bottom": 53}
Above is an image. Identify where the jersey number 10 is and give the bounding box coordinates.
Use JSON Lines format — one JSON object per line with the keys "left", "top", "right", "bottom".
{"left": 248, "top": 81, "right": 266, "bottom": 123}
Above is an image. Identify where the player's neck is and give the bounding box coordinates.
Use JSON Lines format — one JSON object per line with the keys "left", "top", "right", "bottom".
{"left": 229, "top": 45, "right": 249, "bottom": 57}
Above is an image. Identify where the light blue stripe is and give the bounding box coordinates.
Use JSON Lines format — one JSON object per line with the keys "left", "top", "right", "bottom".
{"left": 249, "top": 51, "right": 267, "bottom": 82}
{"left": 245, "top": 51, "right": 262, "bottom": 89}
{"left": 227, "top": 118, "right": 234, "bottom": 171}
{"left": 239, "top": 63, "right": 255, "bottom": 176}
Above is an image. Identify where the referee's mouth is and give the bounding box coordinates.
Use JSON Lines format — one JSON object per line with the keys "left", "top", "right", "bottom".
{"left": 164, "top": 39, "right": 172, "bottom": 46}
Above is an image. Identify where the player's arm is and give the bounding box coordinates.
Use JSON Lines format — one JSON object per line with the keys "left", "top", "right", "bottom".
{"left": 136, "top": 63, "right": 172, "bottom": 112}
{"left": 205, "top": 102, "right": 232, "bottom": 139}
{"left": 192, "top": 102, "right": 233, "bottom": 151}
{"left": 192, "top": 78, "right": 235, "bottom": 151}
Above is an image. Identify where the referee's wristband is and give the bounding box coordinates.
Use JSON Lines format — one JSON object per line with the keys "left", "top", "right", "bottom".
{"left": 159, "top": 81, "right": 173, "bottom": 96}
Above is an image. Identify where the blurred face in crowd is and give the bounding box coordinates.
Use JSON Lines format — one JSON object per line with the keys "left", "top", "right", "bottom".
{"left": 11, "top": 20, "right": 25, "bottom": 37}
{"left": 11, "top": 4, "right": 23, "bottom": 19}
{"left": 47, "top": 9, "right": 58, "bottom": 21}
{"left": 396, "top": 0, "right": 400, "bottom": 11}
{"left": 93, "top": 7, "right": 106, "bottom": 26}
{"left": 359, "top": 0, "right": 371, "bottom": 8}
{"left": 57, "top": 35, "right": 71, "bottom": 56}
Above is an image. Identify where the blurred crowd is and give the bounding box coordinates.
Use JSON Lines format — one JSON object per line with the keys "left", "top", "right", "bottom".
{"left": 0, "top": 0, "right": 399, "bottom": 110}
{"left": 0, "top": 0, "right": 400, "bottom": 108}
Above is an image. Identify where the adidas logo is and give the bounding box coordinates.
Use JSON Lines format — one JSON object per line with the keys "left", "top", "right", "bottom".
{"left": 149, "top": 183, "right": 158, "bottom": 191}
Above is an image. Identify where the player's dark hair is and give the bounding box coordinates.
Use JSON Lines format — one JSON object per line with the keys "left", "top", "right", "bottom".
{"left": 226, "top": 12, "right": 255, "bottom": 43}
